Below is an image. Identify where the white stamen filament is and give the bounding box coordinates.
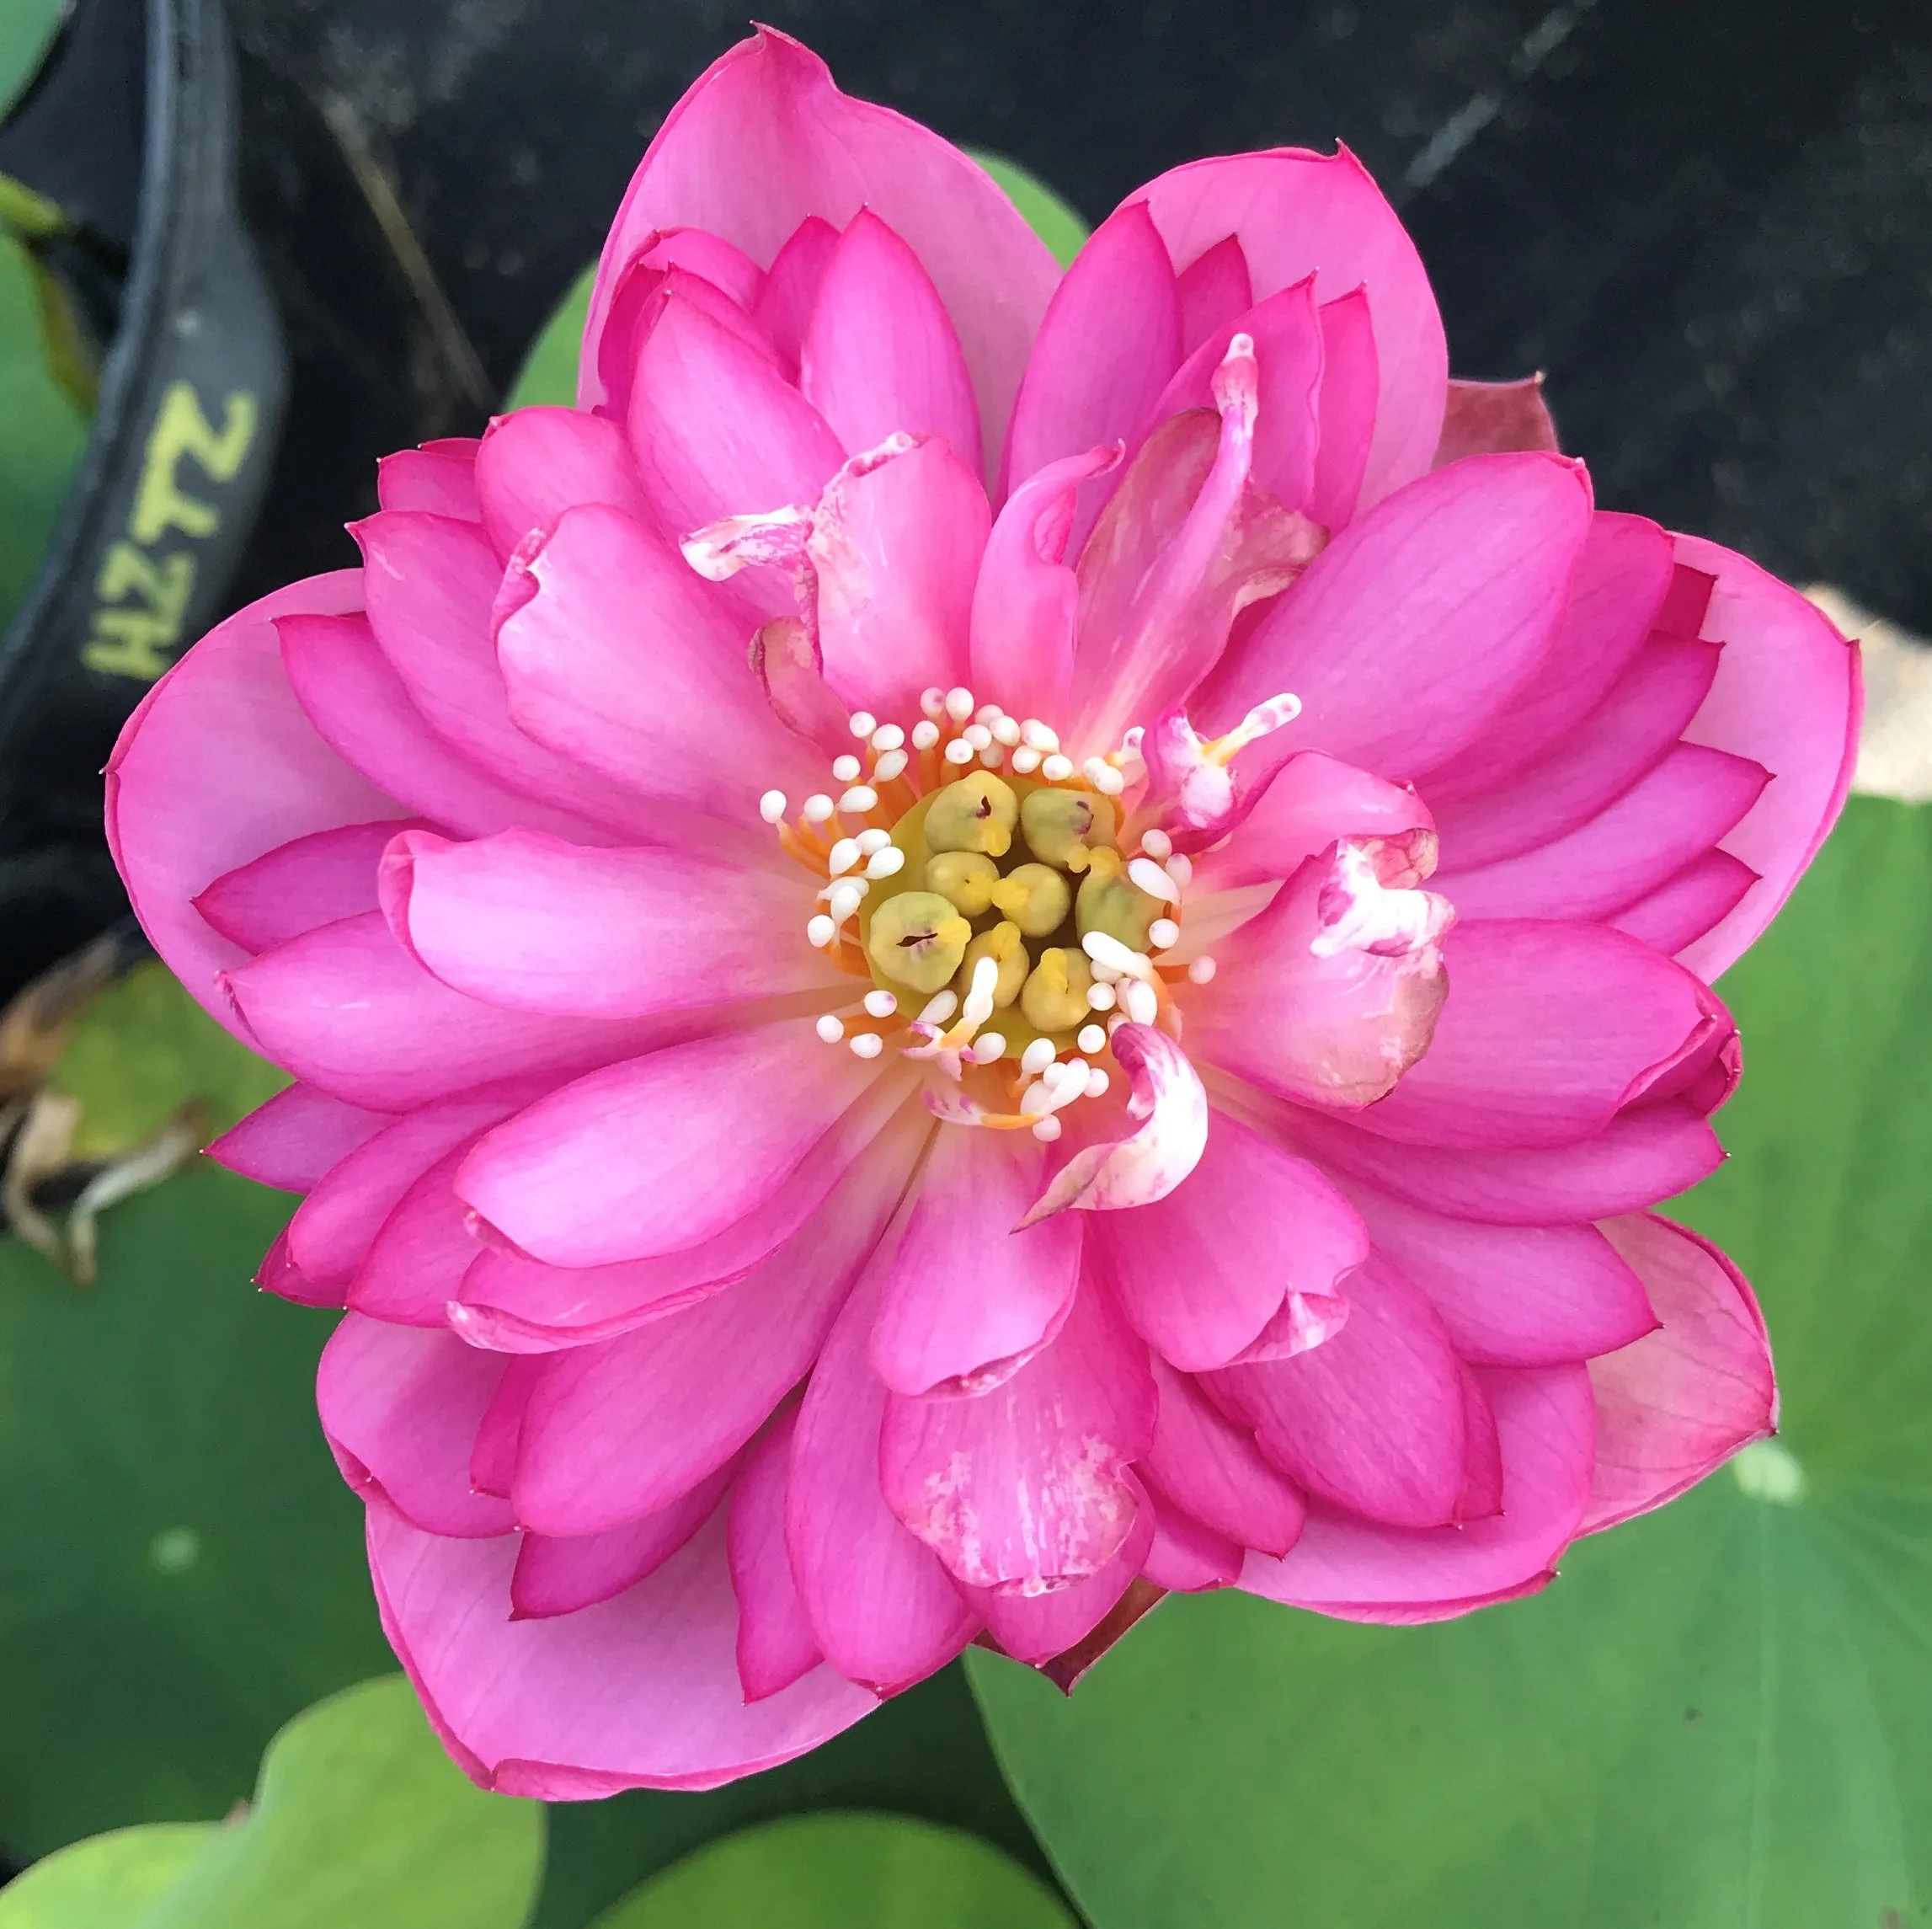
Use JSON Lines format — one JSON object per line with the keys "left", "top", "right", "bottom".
{"left": 945, "top": 687, "right": 976, "bottom": 723}
{"left": 1086, "top": 981, "right": 1117, "bottom": 1011}
{"left": 1032, "top": 1115, "right": 1063, "bottom": 1141}
{"left": 871, "top": 723, "right": 905, "bottom": 751}
{"left": 963, "top": 723, "right": 993, "bottom": 751}
{"left": 849, "top": 711, "right": 878, "bottom": 738}
{"left": 1085, "top": 1066, "right": 1111, "bottom": 1099}
{"left": 815, "top": 1013, "right": 846, "bottom": 1043}
{"left": 1040, "top": 753, "right": 1074, "bottom": 783}
{"left": 970, "top": 1034, "right": 1006, "bottom": 1064}
{"left": 1123, "top": 979, "right": 1160, "bottom": 1025}
{"left": 1187, "top": 955, "right": 1218, "bottom": 984}
{"left": 1083, "top": 931, "right": 1155, "bottom": 980}
{"left": 1009, "top": 746, "right": 1041, "bottom": 773}
{"left": 1076, "top": 1023, "right": 1107, "bottom": 1055}
{"left": 1020, "top": 719, "right": 1058, "bottom": 751}
{"left": 873, "top": 748, "right": 910, "bottom": 782}
{"left": 1091, "top": 764, "right": 1126, "bottom": 796}
{"left": 920, "top": 687, "right": 947, "bottom": 719}
{"left": 832, "top": 754, "right": 862, "bottom": 783}
{"left": 803, "top": 794, "right": 835, "bottom": 824}
{"left": 1139, "top": 827, "right": 1173, "bottom": 860}
{"left": 839, "top": 785, "right": 879, "bottom": 813}
{"left": 850, "top": 1033, "right": 884, "bottom": 1059}
{"left": 760, "top": 790, "right": 788, "bottom": 824}
{"left": 961, "top": 955, "right": 999, "bottom": 1027}
{"left": 827, "top": 837, "right": 861, "bottom": 876}
{"left": 1020, "top": 1038, "right": 1056, "bottom": 1076}
{"left": 826, "top": 879, "right": 867, "bottom": 923}
{"left": 1129, "top": 857, "right": 1182, "bottom": 904}
{"left": 864, "top": 989, "right": 899, "bottom": 1018}
{"left": 919, "top": 990, "right": 958, "bottom": 1023}
{"left": 857, "top": 828, "right": 891, "bottom": 855}
{"left": 1149, "top": 916, "right": 1181, "bottom": 949}
{"left": 864, "top": 846, "right": 906, "bottom": 880}
{"left": 911, "top": 719, "right": 941, "bottom": 750}
{"left": 943, "top": 739, "right": 975, "bottom": 765}
{"left": 807, "top": 914, "right": 836, "bottom": 948}
{"left": 1166, "top": 852, "right": 1194, "bottom": 887}
{"left": 991, "top": 714, "right": 1022, "bottom": 746}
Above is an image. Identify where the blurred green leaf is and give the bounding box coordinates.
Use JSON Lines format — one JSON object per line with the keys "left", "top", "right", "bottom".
{"left": 45, "top": 960, "right": 288, "bottom": 1159}
{"left": 504, "top": 265, "right": 594, "bottom": 411}
{"left": 969, "top": 152, "right": 1089, "bottom": 268}
{"left": 588, "top": 1814, "right": 1071, "bottom": 1929}
{"left": 0, "top": 0, "right": 66, "bottom": 120}
{"left": 0, "top": 1162, "right": 389, "bottom": 1859}
{"left": 971, "top": 795, "right": 1932, "bottom": 1926}
{"left": 0, "top": 1825, "right": 213, "bottom": 1928}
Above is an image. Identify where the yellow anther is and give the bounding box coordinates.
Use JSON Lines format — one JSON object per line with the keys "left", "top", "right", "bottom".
{"left": 1020, "top": 788, "right": 1115, "bottom": 873}
{"left": 961, "top": 921, "right": 1029, "bottom": 1008}
{"left": 1075, "top": 847, "right": 1161, "bottom": 952}
{"left": 924, "top": 771, "right": 1018, "bottom": 858}
{"left": 989, "top": 862, "right": 1072, "bottom": 938}
{"left": 1021, "top": 946, "right": 1097, "bottom": 1034}
{"left": 926, "top": 850, "right": 1001, "bottom": 916}
{"left": 867, "top": 891, "right": 973, "bottom": 993}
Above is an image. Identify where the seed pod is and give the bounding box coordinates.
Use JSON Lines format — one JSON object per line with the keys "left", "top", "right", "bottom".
{"left": 926, "top": 849, "right": 1001, "bottom": 916}
{"left": 961, "top": 921, "right": 1028, "bottom": 1008}
{"left": 867, "top": 890, "right": 973, "bottom": 992}
{"left": 1020, "top": 945, "right": 1097, "bottom": 1033}
{"left": 990, "top": 862, "right": 1072, "bottom": 938}
{"left": 1020, "top": 787, "right": 1115, "bottom": 873}
{"left": 924, "top": 772, "right": 1018, "bottom": 857}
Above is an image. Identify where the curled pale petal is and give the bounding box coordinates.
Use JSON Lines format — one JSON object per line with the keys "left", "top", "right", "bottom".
{"left": 1017, "top": 1023, "right": 1209, "bottom": 1227}
{"left": 1130, "top": 145, "right": 1446, "bottom": 511}
{"left": 1239, "top": 1363, "right": 1597, "bottom": 1623}
{"left": 196, "top": 820, "right": 416, "bottom": 955}
{"left": 1431, "top": 375, "right": 1560, "bottom": 467}
{"left": 376, "top": 438, "right": 481, "bottom": 519}
{"left": 585, "top": 28, "right": 1057, "bottom": 477}
{"left": 206, "top": 1083, "right": 392, "bottom": 1194}
{"left": 750, "top": 617, "right": 852, "bottom": 756}
{"left": 104, "top": 570, "right": 408, "bottom": 1031}
{"left": 1140, "top": 1354, "right": 1305, "bottom": 1557}
{"left": 729, "top": 1409, "right": 824, "bottom": 1702}
{"left": 472, "top": 406, "right": 650, "bottom": 560}
{"left": 367, "top": 1504, "right": 875, "bottom": 1796}
{"left": 1581, "top": 1213, "right": 1775, "bottom": 1534}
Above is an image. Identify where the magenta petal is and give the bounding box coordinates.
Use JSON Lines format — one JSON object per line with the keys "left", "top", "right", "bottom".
{"left": 1142, "top": 1489, "right": 1242, "bottom": 1592}
{"left": 1352, "top": 920, "right": 1713, "bottom": 1152}
{"left": 1174, "top": 233, "right": 1253, "bottom": 353}
{"left": 346, "top": 1143, "right": 486, "bottom": 1327}
{"left": 873, "top": 1129, "right": 1081, "bottom": 1397}
{"left": 787, "top": 1250, "right": 979, "bottom": 1693}
{"left": 1670, "top": 534, "right": 1860, "bottom": 981}
{"left": 1581, "top": 1213, "right": 1775, "bottom": 1533}
{"left": 879, "top": 1279, "right": 1156, "bottom": 1593}
{"left": 473, "top": 407, "right": 650, "bottom": 560}
{"left": 278, "top": 612, "right": 613, "bottom": 845}
{"left": 584, "top": 30, "right": 1057, "bottom": 482}
{"left": 1141, "top": 1354, "right": 1305, "bottom": 1557}
{"left": 1004, "top": 200, "right": 1181, "bottom": 501}
{"left": 808, "top": 435, "right": 987, "bottom": 718}
{"left": 1431, "top": 376, "right": 1560, "bottom": 467}
{"left": 376, "top": 439, "right": 482, "bottom": 520}
{"left": 971, "top": 1480, "right": 1158, "bottom": 1664}
{"left": 510, "top": 1122, "right": 915, "bottom": 1536}
{"left": 470, "top": 1360, "right": 536, "bottom": 1497}
{"left": 227, "top": 912, "right": 688, "bottom": 1112}
{"left": 513, "top": 1461, "right": 737, "bottom": 1620}
{"left": 104, "top": 570, "right": 408, "bottom": 1031}
{"left": 207, "top": 1082, "right": 391, "bottom": 1193}
{"left": 1193, "top": 750, "right": 1433, "bottom": 893}
{"left": 1342, "top": 1179, "right": 1657, "bottom": 1365}
{"left": 318, "top": 1316, "right": 514, "bottom": 1537}
{"left": 1208, "top": 1253, "right": 1465, "bottom": 1529}
{"left": 1610, "top": 850, "right": 1759, "bottom": 959}
{"left": 196, "top": 819, "right": 413, "bottom": 954}
{"left": 729, "top": 1408, "right": 825, "bottom": 1702}
{"left": 1305, "top": 290, "right": 1378, "bottom": 533}
{"left": 459, "top": 1023, "right": 883, "bottom": 1269}
{"left": 383, "top": 827, "right": 838, "bottom": 1018}
{"left": 1088, "top": 1108, "right": 1366, "bottom": 1372}
{"left": 1130, "top": 145, "right": 1445, "bottom": 511}
{"left": 800, "top": 208, "right": 983, "bottom": 473}
{"left": 368, "top": 1504, "right": 875, "bottom": 1795}
{"left": 755, "top": 216, "right": 841, "bottom": 373}
{"left": 1238, "top": 1362, "right": 1597, "bottom": 1622}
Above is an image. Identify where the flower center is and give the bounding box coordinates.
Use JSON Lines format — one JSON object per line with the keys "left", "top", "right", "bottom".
{"left": 759, "top": 686, "right": 1215, "bottom": 1141}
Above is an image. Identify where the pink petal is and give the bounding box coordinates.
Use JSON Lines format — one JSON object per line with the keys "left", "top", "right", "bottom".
{"left": 879, "top": 1279, "right": 1156, "bottom": 1592}
{"left": 584, "top": 29, "right": 1057, "bottom": 484}
{"left": 1455, "top": 1364, "right": 1506, "bottom": 1520}
{"left": 1186, "top": 843, "right": 1450, "bottom": 1112}
{"left": 279, "top": 611, "right": 613, "bottom": 845}
{"left": 285, "top": 1091, "right": 526, "bottom": 1284}
{"left": 1609, "top": 850, "right": 1759, "bottom": 959}
{"left": 227, "top": 911, "right": 691, "bottom": 1112}
{"left": 1198, "top": 452, "right": 1593, "bottom": 780}
{"left": 1019, "top": 1024, "right": 1209, "bottom": 1225}
{"left": 354, "top": 510, "right": 668, "bottom": 838}
{"left": 729, "top": 1408, "right": 824, "bottom": 1701}
{"left": 968, "top": 445, "right": 1120, "bottom": 723}
{"left": 496, "top": 502, "right": 821, "bottom": 827}
{"left": 104, "top": 571, "right": 408, "bottom": 1030}
{"left": 1141, "top": 1491, "right": 1242, "bottom": 1591}
{"left": 1087, "top": 1107, "right": 1366, "bottom": 1371}
{"left": 1351, "top": 920, "right": 1714, "bottom": 1151}
{"left": 1431, "top": 635, "right": 1721, "bottom": 870}
{"left": 451, "top": 1071, "right": 920, "bottom": 1351}
{"left": 1581, "top": 1212, "right": 1775, "bottom": 1533}
{"left": 1437, "top": 745, "right": 1770, "bottom": 924}
{"left": 1306, "top": 290, "right": 1379, "bottom": 533}
{"left": 513, "top": 1461, "right": 737, "bottom": 1619}
{"left": 595, "top": 259, "right": 787, "bottom": 432}
{"left": 458, "top": 1022, "right": 883, "bottom": 1269}
{"left": 318, "top": 1316, "right": 514, "bottom": 1537}
{"left": 1193, "top": 750, "right": 1433, "bottom": 892}
{"left": 1670, "top": 534, "right": 1860, "bottom": 980}
{"left": 367, "top": 1504, "right": 875, "bottom": 1795}
{"left": 1174, "top": 233, "right": 1253, "bottom": 353}
{"left": 1342, "top": 1178, "right": 1657, "bottom": 1365}
{"left": 472, "top": 407, "right": 650, "bottom": 560}
{"left": 382, "top": 826, "right": 838, "bottom": 1018}
{"left": 1208, "top": 1253, "right": 1467, "bottom": 1529}
{"left": 346, "top": 1142, "right": 486, "bottom": 1326}
{"left": 800, "top": 208, "right": 983, "bottom": 473}
{"left": 1130, "top": 145, "right": 1445, "bottom": 511}
{"left": 509, "top": 1122, "right": 914, "bottom": 1536}
{"left": 787, "top": 1248, "right": 979, "bottom": 1692}
{"left": 1003, "top": 200, "right": 1181, "bottom": 502}
{"left": 754, "top": 216, "right": 841, "bottom": 372}
{"left": 1141, "top": 1354, "right": 1305, "bottom": 1556}
{"left": 1422, "top": 511, "right": 1677, "bottom": 803}
{"left": 470, "top": 1360, "right": 536, "bottom": 1497}
{"left": 1431, "top": 377, "right": 1559, "bottom": 467}
{"left": 206, "top": 1082, "right": 392, "bottom": 1193}
{"left": 808, "top": 435, "right": 987, "bottom": 718}
{"left": 643, "top": 227, "right": 766, "bottom": 307}
{"left": 1239, "top": 1362, "right": 1596, "bottom": 1622}
{"left": 257, "top": 1227, "right": 335, "bottom": 1308}
{"left": 195, "top": 819, "right": 413, "bottom": 954}
{"left": 873, "top": 1128, "right": 1081, "bottom": 1397}
{"left": 376, "top": 439, "right": 481, "bottom": 519}
{"left": 627, "top": 293, "right": 846, "bottom": 532}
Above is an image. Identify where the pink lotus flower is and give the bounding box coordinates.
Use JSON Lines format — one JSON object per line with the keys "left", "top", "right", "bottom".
{"left": 107, "top": 29, "right": 1858, "bottom": 1794}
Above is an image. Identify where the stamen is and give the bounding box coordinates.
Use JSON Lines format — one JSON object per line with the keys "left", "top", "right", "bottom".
{"left": 1149, "top": 917, "right": 1181, "bottom": 949}
{"left": 849, "top": 711, "right": 878, "bottom": 738}
{"left": 871, "top": 724, "right": 905, "bottom": 751}
{"left": 1128, "top": 857, "right": 1182, "bottom": 904}
{"left": 826, "top": 879, "right": 867, "bottom": 923}
{"left": 1020, "top": 719, "right": 1058, "bottom": 751}
{"left": 1077, "top": 1023, "right": 1107, "bottom": 1055}
{"left": 961, "top": 955, "right": 1000, "bottom": 1028}
{"left": 850, "top": 1034, "right": 884, "bottom": 1059}
{"left": 760, "top": 790, "right": 789, "bottom": 824}
{"left": 970, "top": 1034, "right": 1006, "bottom": 1064}
{"left": 945, "top": 687, "right": 976, "bottom": 724}
{"left": 1205, "top": 691, "right": 1302, "bottom": 766}
{"left": 1091, "top": 765, "right": 1127, "bottom": 797}
{"left": 1086, "top": 981, "right": 1117, "bottom": 1011}
{"left": 918, "top": 990, "right": 958, "bottom": 1024}
{"left": 921, "top": 687, "right": 947, "bottom": 719}
{"left": 1020, "top": 1038, "right": 1057, "bottom": 1077}
{"left": 963, "top": 723, "right": 993, "bottom": 751}
{"left": 840, "top": 785, "right": 879, "bottom": 813}
{"left": 864, "top": 846, "right": 906, "bottom": 880}
{"left": 807, "top": 914, "right": 837, "bottom": 948}
{"left": 911, "top": 719, "right": 941, "bottom": 750}
{"left": 1009, "top": 746, "right": 1042, "bottom": 773}
{"left": 873, "top": 749, "right": 910, "bottom": 783}
{"left": 1082, "top": 931, "right": 1155, "bottom": 980}
{"left": 828, "top": 838, "right": 862, "bottom": 876}
{"left": 1139, "top": 827, "right": 1173, "bottom": 860}
{"left": 803, "top": 794, "right": 836, "bottom": 824}
{"left": 1085, "top": 1066, "right": 1111, "bottom": 1099}
{"left": 832, "top": 754, "right": 862, "bottom": 783}
{"left": 1033, "top": 1115, "right": 1063, "bottom": 1141}
{"left": 1040, "top": 754, "right": 1075, "bottom": 782}
{"left": 1166, "top": 852, "right": 1194, "bottom": 887}
{"left": 1122, "top": 979, "right": 1160, "bottom": 1025}
{"left": 864, "top": 989, "right": 899, "bottom": 1018}
{"left": 1187, "top": 954, "right": 1218, "bottom": 984}
{"left": 857, "top": 828, "right": 892, "bottom": 856}
{"left": 816, "top": 1013, "right": 846, "bottom": 1043}
{"left": 942, "top": 740, "right": 976, "bottom": 766}
{"left": 979, "top": 743, "right": 1006, "bottom": 768}
{"left": 991, "top": 715, "right": 1022, "bottom": 746}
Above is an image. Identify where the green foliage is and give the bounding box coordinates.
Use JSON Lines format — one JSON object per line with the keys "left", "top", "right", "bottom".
{"left": 0, "top": 0, "right": 67, "bottom": 119}
{"left": 969, "top": 152, "right": 1090, "bottom": 267}
{"left": 588, "top": 1814, "right": 1072, "bottom": 1929}
{"left": 0, "top": 1679, "right": 543, "bottom": 1929}
{"left": 971, "top": 795, "right": 1932, "bottom": 1926}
